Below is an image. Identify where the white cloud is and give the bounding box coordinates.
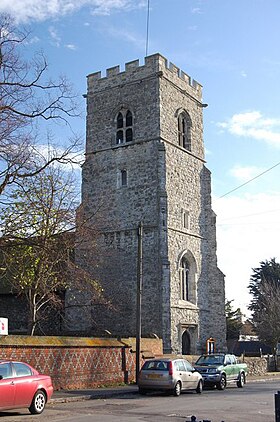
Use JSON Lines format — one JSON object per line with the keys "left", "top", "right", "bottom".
{"left": 229, "top": 165, "right": 264, "bottom": 183}
{"left": 213, "top": 192, "right": 280, "bottom": 316}
{"left": 0, "top": 0, "right": 144, "bottom": 23}
{"left": 217, "top": 111, "right": 280, "bottom": 148}
{"left": 191, "top": 7, "right": 202, "bottom": 14}
{"left": 26, "top": 36, "right": 40, "bottom": 44}
{"left": 48, "top": 26, "right": 61, "bottom": 47}
{"left": 36, "top": 144, "right": 84, "bottom": 170}
{"left": 103, "top": 25, "right": 145, "bottom": 49}
{"left": 65, "top": 43, "right": 77, "bottom": 50}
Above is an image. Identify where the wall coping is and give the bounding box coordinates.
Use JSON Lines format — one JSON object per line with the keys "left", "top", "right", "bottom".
{"left": 0, "top": 335, "right": 129, "bottom": 348}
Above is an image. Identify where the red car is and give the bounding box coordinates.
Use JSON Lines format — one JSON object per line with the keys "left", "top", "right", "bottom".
{"left": 0, "top": 360, "right": 53, "bottom": 414}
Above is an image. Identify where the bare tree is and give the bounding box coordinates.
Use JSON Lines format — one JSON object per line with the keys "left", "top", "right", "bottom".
{"left": 0, "top": 13, "right": 82, "bottom": 197}
{"left": 0, "top": 163, "right": 107, "bottom": 335}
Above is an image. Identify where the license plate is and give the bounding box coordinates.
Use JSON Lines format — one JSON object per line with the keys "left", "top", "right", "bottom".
{"left": 147, "top": 374, "right": 161, "bottom": 379}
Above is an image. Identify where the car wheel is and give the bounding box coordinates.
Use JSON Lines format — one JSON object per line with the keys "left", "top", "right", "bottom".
{"left": 196, "top": 380, "right": 203, "bottom": 394}
{"left": 138, "top": 388, "right": 147, "bottom": 395}
{"left": 216, "top": 375, "right": 226, "bottom": 390}
{"left": 237, "top": 372, "right": 245, "bottom": 388}
{"left": 173, "top": 381, "right": 181, "bottom": 396}
{"left": 29, "top": 390, "right": 46, "bottom": 414}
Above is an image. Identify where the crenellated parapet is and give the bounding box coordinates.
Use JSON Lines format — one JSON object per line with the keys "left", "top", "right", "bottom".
{"left": 87, "top": 53, "right": 202, "bottom": 97}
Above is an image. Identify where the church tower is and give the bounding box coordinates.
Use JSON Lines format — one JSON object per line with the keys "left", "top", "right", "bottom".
{"left": 73, "top": 53, "right": 226, "bottom": 354}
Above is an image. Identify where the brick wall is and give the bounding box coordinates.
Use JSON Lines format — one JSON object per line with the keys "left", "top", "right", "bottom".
{"left": 0, "top": 336, "right": 163, "bottom": 390}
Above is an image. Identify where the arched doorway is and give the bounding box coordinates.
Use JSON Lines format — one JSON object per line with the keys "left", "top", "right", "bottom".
{"left": 182, "top": 330, "right": 191, "bottom": 355}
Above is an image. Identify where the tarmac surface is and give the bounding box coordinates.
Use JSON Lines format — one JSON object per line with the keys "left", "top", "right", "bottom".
{"left": 50, "top": 372, "right": 280, "bottom": 404}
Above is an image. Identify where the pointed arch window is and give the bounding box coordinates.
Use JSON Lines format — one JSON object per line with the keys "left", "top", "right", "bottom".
{"left": 178, "top": 112, "right": 192, "bottom": 151}
{"left": 115, "top": 109, "right": 133, "bottom": 144}
{"left": 179, "top": 257, "right": 189, "bottom": 301}
{"left": 121, "top": 169, "right": 127, "bottom": 186}
{"left": 116, "top": 130, "right": 123, "bottom": 144}
{"left": 126, "top": 110, "right": 132, "bottom": 127}
{"left": 117, "top": 112, "right": 123, "bottom": 128}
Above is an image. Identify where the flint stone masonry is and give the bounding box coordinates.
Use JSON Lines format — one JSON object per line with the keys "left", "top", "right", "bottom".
{"left": 68, "top": 53, "right": 226, "bottom": 354}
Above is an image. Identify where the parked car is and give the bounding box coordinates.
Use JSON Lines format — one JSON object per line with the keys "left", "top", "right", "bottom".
{"left": 0, "top": 360, "right": 53, "bottom": 414}
{"left": 194, "top": 353, "right": 248, "bottom": 390}
{"left": 138, "top": 357, "right": 203, "bottom": 396}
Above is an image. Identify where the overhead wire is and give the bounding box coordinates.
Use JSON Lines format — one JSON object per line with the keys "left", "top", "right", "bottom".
{"left": 145, "top": 0, "right": 150, "bottom": 57}
{"left": 218, "top": 160, "right": 280, "bottom": 198}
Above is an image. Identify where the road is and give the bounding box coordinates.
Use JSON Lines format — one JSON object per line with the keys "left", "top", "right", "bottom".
{"left": 0, "top": 380, "right": 279, "bottom": 422}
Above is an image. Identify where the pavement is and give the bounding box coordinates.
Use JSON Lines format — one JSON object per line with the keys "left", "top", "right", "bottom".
{"left": 50, "top": 373, "right": 280, "bottom": 404}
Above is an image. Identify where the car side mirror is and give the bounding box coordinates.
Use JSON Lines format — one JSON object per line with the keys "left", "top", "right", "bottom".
{"left": 0, "top": 375, "right": 3, "bottom": 380}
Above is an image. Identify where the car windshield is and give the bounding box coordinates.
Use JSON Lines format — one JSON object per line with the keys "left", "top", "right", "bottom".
{"left": 195, "top": 355, "right": 224, "bottom": 366}
{"left": 142, "top": 360, "right": 169, "bottom": 371}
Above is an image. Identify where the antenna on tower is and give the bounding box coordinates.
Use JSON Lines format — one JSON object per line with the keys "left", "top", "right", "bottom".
{"left": 145, "top": 0, "right": 150, "bottom": 57}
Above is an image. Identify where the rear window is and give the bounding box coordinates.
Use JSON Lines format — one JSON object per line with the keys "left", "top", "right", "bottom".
{"left": 13, "top": 363, "right": 33, "bottom": 377}
{"left": 142, "top": 360, "right": 169, "bottom": 371}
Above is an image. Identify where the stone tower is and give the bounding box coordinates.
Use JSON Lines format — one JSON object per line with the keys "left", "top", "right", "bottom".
{"left": 72, "top": 53, "right": 226, "bottom": 354}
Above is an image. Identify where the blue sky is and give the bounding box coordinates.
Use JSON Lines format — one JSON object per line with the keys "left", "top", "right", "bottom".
{"left": 1, "top": 0, "right": 280, "bottom": 317}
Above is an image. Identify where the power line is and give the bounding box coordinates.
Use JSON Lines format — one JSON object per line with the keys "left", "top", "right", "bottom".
{"left": 145, "top": 0, "right": 150, "bottom": 57}
{"left": 218, "top": 207, "right": 280, "bottom": 222}
{"left": 219, "top": 160, "right": 280, "bottom": 198}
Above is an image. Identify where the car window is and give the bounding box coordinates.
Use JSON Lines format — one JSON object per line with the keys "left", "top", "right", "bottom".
{"left": 175, "top": 360, "right": 186, "bottom": 372}
{"left": 196, "top": 355, "right": 224, "bottom": 365}
{"left": 183, "top": 360, "right": 194, "bottom": 372}
{"left": 229, "top": 356, "right": 236, "bottom": 364}
{"left": 13, "top": 363, "right": 33, "bottom": 377}
{"left": 225, "top": 356, "right": 231, "bottom": 365}
{"left": 142, "top": 360, "right": 169, "bottom": 371}
{"left": 0, "top": 363, "right": 13, "bottom": 379}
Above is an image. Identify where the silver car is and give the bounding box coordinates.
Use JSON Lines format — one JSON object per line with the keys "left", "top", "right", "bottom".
{"left": 138, "top": 357, "right": 203, "bottom": 396}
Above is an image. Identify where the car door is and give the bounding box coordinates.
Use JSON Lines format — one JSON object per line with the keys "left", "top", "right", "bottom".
{"left": 12, "top": 362, "right": 37, "bottom": 407}
{"left": 224, "top": 355, "right": 234, "bottom": 381}
{"left": 183, "top": 360, "right": 198, "bottom": 389}
{"left": 229, "top": 356, "right": 239, "bottom": 380}
{"left": 0, "top": 362, "right": 15, "bottom": 409}
{"left": 174, "top": 360, "right": 188, "bottom": 389}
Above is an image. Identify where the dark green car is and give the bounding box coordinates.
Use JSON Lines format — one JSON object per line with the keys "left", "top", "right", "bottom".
{"left": 194, "top": 353, "right": 248, "bottom": 390}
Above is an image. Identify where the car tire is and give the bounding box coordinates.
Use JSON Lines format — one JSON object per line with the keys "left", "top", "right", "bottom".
{"left": 173, "top": 381, "right": 181, "bottom": 396}
{"left": 196, "top": 380, "right": 203, "bottom": 394}
{"left": 29, "top": 390, "right": 46, "bottom": 414}
{"left": 216, "top": 375, "right": 226, "bottom": 390}
{"left": 138, "top": 388, "right": 147, "bottom": 395}
{"left": 237, "top": 372, "right": 245, "bottom": 388}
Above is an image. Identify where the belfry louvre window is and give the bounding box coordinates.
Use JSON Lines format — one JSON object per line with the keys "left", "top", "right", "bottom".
{"left": 178, "top": 112, "right": 191, "bottom": 151}
{"left": 116, "top": 110, "right": 133, "bottom": 144}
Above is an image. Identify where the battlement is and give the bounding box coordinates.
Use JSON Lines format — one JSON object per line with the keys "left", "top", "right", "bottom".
{"left": 87, "top": 53, "right": 202, "bottom": 92}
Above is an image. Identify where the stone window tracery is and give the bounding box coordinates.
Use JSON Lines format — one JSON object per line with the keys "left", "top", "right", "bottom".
{"left": 178, "top": 111, "right": 192, "bottom": 151}
{"left": 179, "top": 257, "right": 189, "bottom": 301}
{"left": 178, "top": 251, "right": 197, "bottom": 305}
{"left": 115, "top": 109, "right": 133, "bottom": 144}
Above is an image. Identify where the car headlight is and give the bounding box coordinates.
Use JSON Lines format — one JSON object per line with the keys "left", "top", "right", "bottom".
{"left": 208, "top": 368, "right": 220, "bottom": 374}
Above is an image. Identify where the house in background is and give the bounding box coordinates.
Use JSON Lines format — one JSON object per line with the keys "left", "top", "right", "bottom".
{"left": 228, "top": 320, "right": 272, "bottom": 356}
